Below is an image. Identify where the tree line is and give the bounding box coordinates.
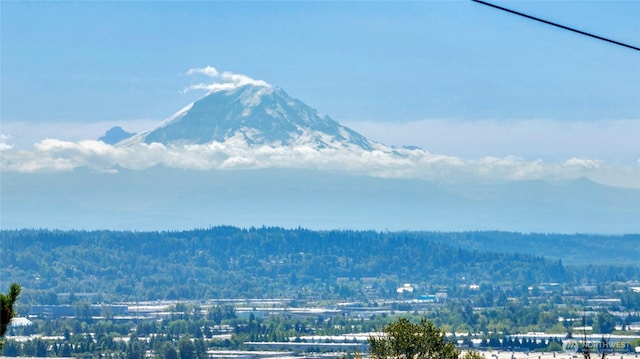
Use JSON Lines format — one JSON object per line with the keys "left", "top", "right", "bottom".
{"left": 2, "top": 227, "right": 639, "bottom": 305}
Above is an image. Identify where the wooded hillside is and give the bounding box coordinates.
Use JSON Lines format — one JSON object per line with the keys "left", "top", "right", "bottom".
{"left": 2, "top": 227, "right": 638, "bottom": 303}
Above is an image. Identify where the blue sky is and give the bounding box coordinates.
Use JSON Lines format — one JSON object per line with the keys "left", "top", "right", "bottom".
{"left": 3, "top": 1, "right": 638, "bottom": 122}
{"left": 1, "top": 1, "right": 639, "bottom": 185}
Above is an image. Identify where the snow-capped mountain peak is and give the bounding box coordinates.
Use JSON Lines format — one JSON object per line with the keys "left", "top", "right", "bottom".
{"left": 123, "top": 83, "right": 376, "bottom": 151}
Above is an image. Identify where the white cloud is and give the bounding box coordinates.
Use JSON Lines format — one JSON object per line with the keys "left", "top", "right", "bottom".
{"left": 344, "top": 118, "right": 640, "bottom": 165}
{"left": 2, "top": 138, "right": 637, "bottom": 188}
{"left": 186, "top": 65, "right": 219, "bottom": 77}
{"left": 2, "top": 115, "right": 638, "bottom": 188}
{"left": 0, "top": 134, "right": 14, "bottom": 151}
{"left": 184, "top": 66, "right": 270, "bottom": 93}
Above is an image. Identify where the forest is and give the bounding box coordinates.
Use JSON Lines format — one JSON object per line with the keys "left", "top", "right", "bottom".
{"left": 2, "top": 227, "right": 639, "bottom": 304}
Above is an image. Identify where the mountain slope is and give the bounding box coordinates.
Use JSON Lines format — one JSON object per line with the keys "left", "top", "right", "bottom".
{"left": 123, "top": 84, "right": 376, "bottom": 151}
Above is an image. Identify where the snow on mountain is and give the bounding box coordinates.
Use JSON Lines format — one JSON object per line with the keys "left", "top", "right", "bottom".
{"left": 122, "top": 84, "right": 380, "bottom": 152}
{"left": 7, "top": 68, "right": 630, "bottom": 189}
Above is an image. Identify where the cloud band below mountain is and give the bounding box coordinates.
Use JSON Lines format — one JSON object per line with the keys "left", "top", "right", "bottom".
{"left": 1, "top": 137, "right": 637, "bottom": 188}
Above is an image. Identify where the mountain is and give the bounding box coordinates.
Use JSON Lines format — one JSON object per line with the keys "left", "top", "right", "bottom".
{"left": 3, "top": 80, "right": 638, "bottom": 233}
{"left": 99, "top": 126, "right": 135, "bottom": 144}
{"left": 122, "top": 84, "right": 377, "bottom": 151}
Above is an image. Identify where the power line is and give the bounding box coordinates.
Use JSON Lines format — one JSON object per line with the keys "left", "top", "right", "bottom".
{"left": 472, "top": 0, "right": 640, "bottom": 52}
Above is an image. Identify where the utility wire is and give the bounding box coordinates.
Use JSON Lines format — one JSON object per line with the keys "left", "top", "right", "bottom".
{"left": 472, "top": 0, "right": 640, "bottom": 52}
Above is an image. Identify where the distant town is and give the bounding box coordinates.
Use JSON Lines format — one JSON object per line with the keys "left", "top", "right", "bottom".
{"left": 4, "top": 279, "right": 640, "bottom": 358}
{"left": 2, "top": 228, "right": 640, "bottom": 358}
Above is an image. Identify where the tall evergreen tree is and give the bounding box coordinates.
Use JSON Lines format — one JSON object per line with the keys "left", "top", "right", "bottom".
{"left": 0, "top": 283, "right": 21, "bottom": 350}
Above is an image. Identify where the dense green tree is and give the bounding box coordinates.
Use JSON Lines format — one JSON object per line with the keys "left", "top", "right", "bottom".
{"left": 194, "top": 338, "right": 207, "bottom": 359}
{"left": 59, "top": 342, "right": 72, "bottom": 357}
{"left": 462, "top": 351, "right": 485, "bottom": 359}
{"left": 126, "top": 337, "right": 144, "bottom": 359}
{"left": 160, "top": 342, "right": 179, "bottom": 359}
{"left": 22, "top": 338, "right": 47, "bottom": 357}
{"left": 0, "top": 283, "right": 21, "bottom": 350}
{"left": 592, "top": 312, "right": 616, "bottom": 334}
{"left": 179, "top": 335, "right": 195, "bottom": 359}
{"left": 369, "top": 318, "right": 459, "bottom": 359}
{"left": 547, "top": 340, "right": 563, "bottom": 352}
{"left": 1, "top": 339, "right": 20, "bottom": 356}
